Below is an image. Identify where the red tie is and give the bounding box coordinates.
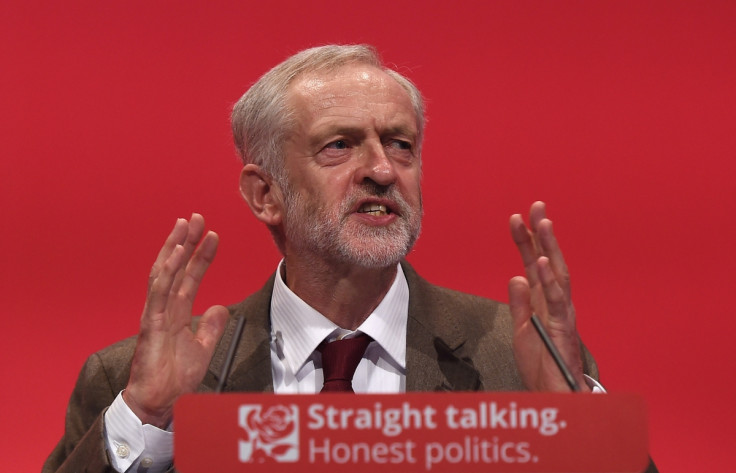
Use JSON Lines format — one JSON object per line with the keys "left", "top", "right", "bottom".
{"left": 318, "top": 334, "right": 372, "bottom": 393}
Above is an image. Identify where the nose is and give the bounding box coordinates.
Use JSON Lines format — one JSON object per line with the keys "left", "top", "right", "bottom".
{"left": 356, "top": 142, "right": 397, "bottom": 187}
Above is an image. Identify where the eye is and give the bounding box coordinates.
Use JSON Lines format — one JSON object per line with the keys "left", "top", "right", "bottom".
{"left": 388, "top": 140, "right": 412, "bottom": 150}
{"left": 316, "top": 138, "right": 353, "bottom": 166}
{"left": 325, "top": 139, "right": 349, "bottom": 150}
{"left": 385, "top": 139, "right": 414, "bottom": 159}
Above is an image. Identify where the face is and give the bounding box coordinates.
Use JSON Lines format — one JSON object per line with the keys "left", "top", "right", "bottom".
{"left": 279, "top": 64, "right": 423, "bottom": 268}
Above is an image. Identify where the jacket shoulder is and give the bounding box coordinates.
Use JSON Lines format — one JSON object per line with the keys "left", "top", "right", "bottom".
{"left": 402, "top": 262, "right": 512, "bottom": 341}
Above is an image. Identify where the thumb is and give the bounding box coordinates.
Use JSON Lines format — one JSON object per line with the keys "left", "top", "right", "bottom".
{"left": 196, "top": 305, "right": 229, "bottom": 352}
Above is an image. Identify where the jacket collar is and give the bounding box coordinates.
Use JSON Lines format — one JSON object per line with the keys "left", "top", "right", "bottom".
{"left": 202, "top": 262, "right": 481, "bottom": 393}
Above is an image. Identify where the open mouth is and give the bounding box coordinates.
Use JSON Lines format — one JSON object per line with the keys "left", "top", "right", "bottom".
{"left": 357, "top": 203, "right": 391, "bottom": 217}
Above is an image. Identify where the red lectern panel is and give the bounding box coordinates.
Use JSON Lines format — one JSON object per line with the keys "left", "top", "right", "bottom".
{"left": 175, "top": 392, "right": 649, "bottom": 472}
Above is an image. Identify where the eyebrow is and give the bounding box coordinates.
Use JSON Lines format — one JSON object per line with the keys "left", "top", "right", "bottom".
{"left": 380, "top": 125, "right": 417, "bottom": 141}
{"left": 308, "top": 126, "right": 367, "bottom": 149}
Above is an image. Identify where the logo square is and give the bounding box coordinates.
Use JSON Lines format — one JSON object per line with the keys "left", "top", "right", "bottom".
{"left": 238, "top": 404, "right": 299, "bottom": 463}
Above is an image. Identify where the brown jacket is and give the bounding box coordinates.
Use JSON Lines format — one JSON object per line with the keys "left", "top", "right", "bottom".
{"left": 44, "top": 262, "right": 605, "bottom": 472}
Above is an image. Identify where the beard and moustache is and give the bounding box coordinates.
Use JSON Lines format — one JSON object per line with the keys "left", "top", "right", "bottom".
{"left": 281, "top": 179, "right": 422, "bottom": 269}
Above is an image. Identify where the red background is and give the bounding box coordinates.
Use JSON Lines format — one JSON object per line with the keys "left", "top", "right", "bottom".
{"left": 2, "top": 1, "right": 734, "bottom": 471}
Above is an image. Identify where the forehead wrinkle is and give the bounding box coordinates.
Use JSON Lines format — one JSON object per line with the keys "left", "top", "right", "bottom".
{"left": 296, "top": 65, "right": 392, "bottom": 99}
{"left": 287, "top": 64, "right": 417, "bottom": 142}
{"left": 304, "top": 103, "right": 418, "bottom": 147}
{"left": 308, "top": 86, "right": 384, "bottom": 112}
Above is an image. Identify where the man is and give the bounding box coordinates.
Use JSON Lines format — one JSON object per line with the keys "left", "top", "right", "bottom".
{"left": 44, "top": 45, "right": 653, "bottom": 472}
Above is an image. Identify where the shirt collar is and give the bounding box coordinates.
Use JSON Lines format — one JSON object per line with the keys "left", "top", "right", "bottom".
{"left": 270, "top": 260, "right": 408, "bottom": 375}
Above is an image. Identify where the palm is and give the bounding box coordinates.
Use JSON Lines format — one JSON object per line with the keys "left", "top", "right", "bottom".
{"left": 124, "top": 214, "right": 228, "bottom": 427}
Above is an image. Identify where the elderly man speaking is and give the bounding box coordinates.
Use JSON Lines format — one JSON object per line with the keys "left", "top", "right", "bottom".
{"left": 44, "top": 45, "right": 655, "bottom": 473}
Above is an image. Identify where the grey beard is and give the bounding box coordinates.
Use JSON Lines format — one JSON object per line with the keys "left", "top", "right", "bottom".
{"left": 282, "top": 182, "right": 422, "bottom": 268}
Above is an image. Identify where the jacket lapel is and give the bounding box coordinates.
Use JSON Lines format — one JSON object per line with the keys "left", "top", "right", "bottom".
{"left": 403, "top": 262, "right": 481, "bottom": 392}
{"left": 200, "top": 275, "right": 276, "bottom": 393}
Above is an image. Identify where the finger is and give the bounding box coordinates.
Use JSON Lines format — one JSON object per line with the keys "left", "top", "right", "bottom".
{"left": 536, "top": 219, "right": 571, "bottom": 299}
{"left": 527, "top": 201, "right": 548, "bottom": 264}
{"left": 508, "top": 275, "right": 533, "bottom": 334}
{"left": 171, "top": 213, "right": 207, "bottom": 292}
{"left": 182, "top": 213, "right": 206, "bottom": 259}
{"left": 510, "top": 214, "right": 541, "bottom": 286}
{"left": 536, "top": 257, "right": 571, "bottom": 329}
{"left": 149, "top": 219, "right": 188, "bottom": 291}
{"left": 529, "top": 201, "right": 547, "bottom": 233}
{"left": 144, "top": 244, "right": 186, "bottom": 325}
{"left": 175, "top": 231, "right": 220, "bottom": 308}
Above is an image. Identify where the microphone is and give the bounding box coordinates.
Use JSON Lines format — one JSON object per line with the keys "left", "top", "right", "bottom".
{"left": 530, "top": 314, "right": 581, "bottom": 392}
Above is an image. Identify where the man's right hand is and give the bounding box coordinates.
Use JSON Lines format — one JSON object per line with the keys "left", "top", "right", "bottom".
{"left": 123, "top": 214, "right": 229, "bottom": 428}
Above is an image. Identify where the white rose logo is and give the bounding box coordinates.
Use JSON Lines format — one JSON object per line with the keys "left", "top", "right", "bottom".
{"left": 239, "top": 404, "right": 299, "bottom": 463}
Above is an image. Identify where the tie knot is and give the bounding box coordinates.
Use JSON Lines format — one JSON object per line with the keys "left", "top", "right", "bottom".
{"left": 318, "top": 333, "right": 372, "bottom": 393}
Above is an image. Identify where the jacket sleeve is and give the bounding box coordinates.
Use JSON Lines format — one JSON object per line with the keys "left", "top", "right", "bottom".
{"left": 43, "top": 352, "right": 120, "bottom": 473}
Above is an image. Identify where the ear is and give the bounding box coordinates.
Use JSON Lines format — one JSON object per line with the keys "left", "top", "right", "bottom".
{"left": 239, "top": 164, "right": 284, "bottom": 226}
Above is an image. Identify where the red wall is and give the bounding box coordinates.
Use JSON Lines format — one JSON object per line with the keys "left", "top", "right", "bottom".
{"left": 3, "top": 1, "right": 734, "bottom": 470}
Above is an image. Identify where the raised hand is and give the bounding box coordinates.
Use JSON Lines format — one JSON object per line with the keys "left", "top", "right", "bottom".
{"left": 123, "top": 214, "right": 229, "bottom": 427}
{"left": 508, "top": 201, "right": 589, "bottom": 392}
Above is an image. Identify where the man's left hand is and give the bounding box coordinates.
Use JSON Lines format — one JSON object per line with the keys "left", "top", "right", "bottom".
{"left": 508, "top": 201, "right": 590, "bottom": 392}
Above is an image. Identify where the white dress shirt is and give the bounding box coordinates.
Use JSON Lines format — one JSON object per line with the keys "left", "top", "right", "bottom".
{"left": 270, "top": 260, "right": 408, "bottom": 393}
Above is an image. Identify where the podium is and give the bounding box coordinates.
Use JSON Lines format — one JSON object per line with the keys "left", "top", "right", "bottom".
{"left": 174, "top": 392, "right": 649, "bottom": 472}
